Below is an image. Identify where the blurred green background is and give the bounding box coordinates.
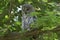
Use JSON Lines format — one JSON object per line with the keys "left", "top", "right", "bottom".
{"left": 0, "top": 0, "right": 60, "bottom": 40}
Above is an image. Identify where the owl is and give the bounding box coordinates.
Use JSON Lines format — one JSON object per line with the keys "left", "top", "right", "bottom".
{"left": 21, "top": 4, "right": 36, "bottom": 31}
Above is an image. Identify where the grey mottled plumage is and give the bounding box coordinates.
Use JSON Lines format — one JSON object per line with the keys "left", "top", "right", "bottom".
{"left": 21, "top": 4, "right": 36, "bottom": 31}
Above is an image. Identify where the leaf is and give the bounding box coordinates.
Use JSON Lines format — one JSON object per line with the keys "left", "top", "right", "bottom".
{"left": 30, "top": 12, "right": 39, "bottom": 16}
{"left": 15, "top": 21, "right": 21, "bottom": 25}
{"left": 5, "top": 15, "right": 9, "bottom": 19}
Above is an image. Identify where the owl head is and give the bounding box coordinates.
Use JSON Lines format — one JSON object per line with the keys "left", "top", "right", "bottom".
{"left": 22, "top": 4, "right": 35, "bottom": 14}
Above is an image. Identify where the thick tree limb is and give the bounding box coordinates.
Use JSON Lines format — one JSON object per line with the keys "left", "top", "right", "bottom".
{"left": 0, "top": 26, "right": 60, "bottom": 40}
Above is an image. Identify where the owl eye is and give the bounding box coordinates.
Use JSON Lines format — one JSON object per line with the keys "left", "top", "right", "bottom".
{"left": 26, "top": 8, "right": 29, "bottom": 11}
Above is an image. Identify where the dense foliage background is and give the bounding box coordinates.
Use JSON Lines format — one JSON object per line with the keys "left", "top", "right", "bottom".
{"left": 0, "top": 0, "right": 60, "bottom": 40}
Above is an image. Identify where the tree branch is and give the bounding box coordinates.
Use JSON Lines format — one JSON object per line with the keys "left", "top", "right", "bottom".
{"left": 0, "top": 26, "right": 60, "bottom": 40}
